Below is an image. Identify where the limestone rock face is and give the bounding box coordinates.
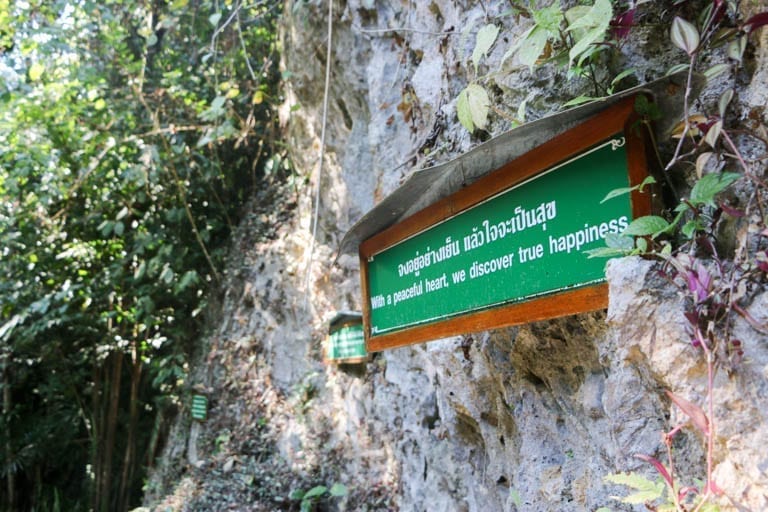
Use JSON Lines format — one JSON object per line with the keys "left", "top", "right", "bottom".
{"left": 148, "top": 2, "right": 768, "bottom": 510}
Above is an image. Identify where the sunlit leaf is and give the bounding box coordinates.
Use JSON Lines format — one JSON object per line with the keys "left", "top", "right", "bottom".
{"left": 566, "top": 0, "right": 612, "bottom": 66}
{"left": 28, "top": 62, "right": 44, "bottom": 81}
{"left": 703, "top": 120, "right": 722, "bottom": 148}
{"left": 604, "top": 472, "right": 666, "bottom": 504}
{"left": 472, "top": 24, "right": 500, "bottom": 73}
{"left": 670, "top": 114, "right": 707, "bottom": 139}
{"left": 518, "top": 26, "right": 549, "bottom": 69}
{"left": 457, "top": 84, "right": 490, "bottom": 132}
{"left": 696, "top": 152, "right": 713, "bottom": 178}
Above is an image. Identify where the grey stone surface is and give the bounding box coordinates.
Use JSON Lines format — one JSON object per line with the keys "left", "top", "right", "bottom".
{"left": 148, "top": 2, "right": 768, "bottom": 511}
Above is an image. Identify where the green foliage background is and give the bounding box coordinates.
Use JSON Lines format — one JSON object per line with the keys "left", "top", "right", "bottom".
{"left": 0, "top": 0, "right": 282, "bottom": 510}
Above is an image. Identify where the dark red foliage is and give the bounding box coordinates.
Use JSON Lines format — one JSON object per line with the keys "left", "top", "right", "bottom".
{"left": 744, "top": 12, "right": 768, "bottom": 33}
{"left": 610, "top": 9, "right": 636, "bottom": 40}
{"left": 720, "top": 203, "right": 745, "bottom": 218}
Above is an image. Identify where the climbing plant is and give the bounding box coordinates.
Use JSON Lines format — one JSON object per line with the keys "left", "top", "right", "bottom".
{"left": 0, "top": 1, "right": 282, "bottom": 510}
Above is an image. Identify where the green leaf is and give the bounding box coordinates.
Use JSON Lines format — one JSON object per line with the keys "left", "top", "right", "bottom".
{"left": 456, "top": 88, "right": 473, "bottom": 132}
{"left": 727, "top": 34, "right": 747, "bottom": 62}
{"left": 623, "top": 216, "right": 670, "bottom": 237}
{"left": 565, "top": 0, "right": 612, "bottom": 66}
{"left": 177, "top": 270, "right": 199, "bottom": 291}
{"left": 517, "top": 26, "right": 549, "bottom": 69}
{"left": 99, "top": 220, "right": 114, "bottom": 237}
{"left": 472, "top": 24, "right": 499, "bottom": 73}
{"left": 456, "top": 84, "right": 490, "bottom": 132}
{"left": 516, "top": 98, "right": 528, "bottom": 123}
{"left": 562, "top": 95, "right": 599, "bottom": 108}
{"left": 666, "top": 63, "right": 690, "bottom": 75}
{"left": 303, "top": 485, "right": 327, "bottom": 499}
{"left": 600, "top": 176, "right": 656, "bottom": 203}
{"left": 610, "top": 67, "right": 636, "bottom": 92}
{"left": 689, "top": 172, "right": 740, "bottom": 207}
{"left": 160, "top": 266, "right": 174, "bottom": 284}
{"left": 703, "top": 63, "right": 730, "bottom": 82}
{"left": 635, "top": 95, "right": 662, "bottom": 121}
{"left": 605, "top": 232, "right": 634, "bottom": 250}
{"left": 704, "top": 120, "right": 722, "bottom": 148}
{"left": 682, "top": 219, "right": 702, "bottom": 239}
{"left": 670, "top": 17, "right": 700, "bottom": 55}
{"left": 604, "top": 472, "right": 665, "bottom": 505}
{"left": 718, "top": 88, "right": 734, "bottom": 118}
{"left": 329, "top": 483, "right": 348, "bottom": 497}
{"left": 585, "top": 246, "right": 630, "bottom": 259}
{"left": 0, "top": 314, "right": 25, "bottom": 342}
{"left": 532, "top": 4, "right": 562, "bottom": 33}
{"left": 28, "top": 62, "right": 44, "bottom": 81}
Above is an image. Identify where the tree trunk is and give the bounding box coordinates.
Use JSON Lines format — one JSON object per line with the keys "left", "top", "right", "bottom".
{"left": 99, "top": 351, "right": 123, "bottom": 512}
{"left": 2, "top": 351, "right": 14, "bottom": 511}
{"left": 117, "top": 342, "right": 141, "bottom": 512}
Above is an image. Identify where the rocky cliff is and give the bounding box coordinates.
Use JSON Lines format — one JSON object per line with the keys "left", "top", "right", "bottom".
{"left": 146, "top": 1, "right": 768, "bottom": 510}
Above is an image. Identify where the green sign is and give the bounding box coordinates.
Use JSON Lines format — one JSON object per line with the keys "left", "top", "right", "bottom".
{"left": 191, "top": 394, "right": 208, "bottom": 421}
{"left": 327, "top": 324, "right": 367, "bottom": 361}
{"left": 366, "top": 136, "right": 632, "bottom": 337}
{"left": 326, "top": 312, "right": 367, "bottom": 362}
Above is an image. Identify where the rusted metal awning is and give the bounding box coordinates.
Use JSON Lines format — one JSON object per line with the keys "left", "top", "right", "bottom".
{"left": 338, "top": 72, "right": 699, "bottom": 256}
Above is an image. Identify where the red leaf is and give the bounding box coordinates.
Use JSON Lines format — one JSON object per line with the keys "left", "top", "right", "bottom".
{"left": 635, "top": 454, "right": 674, "bottom": 487}
{"left": 666, "top": 390, "right": 710, "bottom": 435}
{"left": 610, "top": 9, "right": 636, "bottom": 40}
{"left": 720, "top": 202, "right": 745, "bottom": 217}
{"left": 744, "top": 13, "right": 768, "bottom": 33}
{"left": 678, "top": 486, "right": 699, "bottom": 502}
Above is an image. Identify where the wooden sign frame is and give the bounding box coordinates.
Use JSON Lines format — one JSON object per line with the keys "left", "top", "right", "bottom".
{"left": 359, "top": 96, "right": 653, "bottom": 351}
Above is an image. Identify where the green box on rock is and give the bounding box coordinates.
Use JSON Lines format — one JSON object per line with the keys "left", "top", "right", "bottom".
{"left": 325, "top": 312, "right": 367, "bottom": 363}
{"left": 191, "top": 394, "right": 208, "bottom": 421}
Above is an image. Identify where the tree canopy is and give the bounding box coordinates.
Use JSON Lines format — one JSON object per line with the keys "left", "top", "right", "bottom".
{"left": 0, "top": 1, "right": 282, "bottom": 510}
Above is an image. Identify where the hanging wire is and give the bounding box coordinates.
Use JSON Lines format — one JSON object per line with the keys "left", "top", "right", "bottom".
{"left": 304, "top": 0, "right": 334, "bottom": 311}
